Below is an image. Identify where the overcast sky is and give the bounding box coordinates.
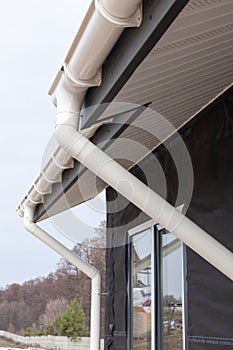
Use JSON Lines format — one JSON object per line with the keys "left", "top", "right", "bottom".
{"left": 0, "top": 0, "right": 107, "bottom": 288}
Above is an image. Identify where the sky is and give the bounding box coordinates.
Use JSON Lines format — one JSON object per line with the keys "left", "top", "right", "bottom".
{"left": 0, "top": 0, "right": 107, "bottom": 288}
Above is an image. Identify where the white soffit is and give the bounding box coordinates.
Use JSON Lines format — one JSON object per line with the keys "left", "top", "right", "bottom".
{"left": 38, "top": 0, "right": 233, "bottom": 219}
{"left": 113, "top": 0, "right": 233, "bottom": 133}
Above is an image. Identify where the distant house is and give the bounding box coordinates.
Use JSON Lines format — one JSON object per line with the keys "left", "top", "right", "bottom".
{"left": 18, "top": 0, "right": 233, "bottom": 349}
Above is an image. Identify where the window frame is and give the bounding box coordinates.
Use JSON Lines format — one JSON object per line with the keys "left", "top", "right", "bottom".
{"left": 128, "top": 220, "right": 157, "bottom": 350}
{"left": 128, "top": 219, "right": 186, "bottom": 350}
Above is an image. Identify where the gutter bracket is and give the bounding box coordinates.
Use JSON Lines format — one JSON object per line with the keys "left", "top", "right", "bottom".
{"left": 64, "top": 63, "right": 102, "bottom": 88}
{"left": 52, "top": 155, "right": 74, "bottom": 170}
{"left": 33, "top": 183, "right": 52, "bottom": 196}
{"left": 26, "top": 195, "right": 44, "bottom": 207}
{"left": 95, "top": 0, "right": 142, "bottom": 27}
{"left": 42, "top": 171, "right": 62, "bottom": 184}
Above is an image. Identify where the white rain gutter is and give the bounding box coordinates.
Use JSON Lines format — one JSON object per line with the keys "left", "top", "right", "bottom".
{"left": 52, "top": 0, "right": 233, "bottom": 282}
{"left": 18, "top": 2, "right": 143, "bottom": 350}
{"left": 18, "top": 0, "right": 233, "bottom": 348}
{"left": 17, "top": 0, "right": 142, "bottom": 215}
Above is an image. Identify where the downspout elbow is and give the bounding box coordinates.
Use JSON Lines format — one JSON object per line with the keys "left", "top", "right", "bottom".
{"left": 23, "top": 204, "right": 100, "bottom": 280}
{"left": 54, "top": 69, "right": 90, "bottom": 157}
{"left": 23, "top": 205, "right": 37, "bottom": 234}
{"left": 55, "top": 112, "right": 91, "bottom": 160}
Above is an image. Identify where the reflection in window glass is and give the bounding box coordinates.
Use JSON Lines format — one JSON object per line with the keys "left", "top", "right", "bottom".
{"left": 130, "top": 227, "right": 184, "bottom": 350}
{"left": 131, "top": 229, "right": 152, "bottom": 350}
{"left": 162, "top": 232, "right": 183, "bottom": 350}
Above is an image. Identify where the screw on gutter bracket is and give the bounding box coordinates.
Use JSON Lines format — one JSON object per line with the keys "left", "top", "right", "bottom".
{"left": 101, "top": 291, "right": 109, "bottom": 296}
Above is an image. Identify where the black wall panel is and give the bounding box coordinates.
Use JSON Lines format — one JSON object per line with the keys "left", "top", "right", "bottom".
{"left": 105, "top": 87, "right": 233, "bottom": 349}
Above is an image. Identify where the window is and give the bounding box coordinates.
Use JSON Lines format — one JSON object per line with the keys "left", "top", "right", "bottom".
{"left": 162, "top": 231, "right": 184, "bottom": 350}
{"left": 129, "top": 226, "right": 153, "bottom": 349}
{"left": 128, "top": 222, "right": 185, "bottom": 350}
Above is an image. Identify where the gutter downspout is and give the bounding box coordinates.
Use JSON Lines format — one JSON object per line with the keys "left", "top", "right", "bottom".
{"left": 50, "top": 1, "right": 233, "bottom": 282}
{"left": 23, "top": 205, "right": 101, "bottom": 350}
{"left": 55, "top": 116, "right": 233, "bottom": 281}
{"left": 50, "top": 0, "right": 233, "bottom": 281}
{"left": 18, "top": 3, "right": 143, "bottom": 350}
{"left": 17, "top": 0, "right": 143, "bottom": 216}
{"left": 18, "top": 1, "right": 233, "bottom": 348}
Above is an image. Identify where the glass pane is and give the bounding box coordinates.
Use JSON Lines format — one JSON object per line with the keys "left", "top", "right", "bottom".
{"left": 162, "top": 232, "right": 183, "bottom": 350}
{"left": 131, "top": 229, "right": 152, "bottom": 350}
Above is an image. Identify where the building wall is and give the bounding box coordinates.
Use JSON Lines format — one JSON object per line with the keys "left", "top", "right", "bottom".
{"left": 105, "top": 87, "right": 233, "bottom": 349}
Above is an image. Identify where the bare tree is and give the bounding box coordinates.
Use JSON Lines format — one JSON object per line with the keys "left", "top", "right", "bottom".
{"left": 39, "top": 297, "right": 68, "bottom": 327}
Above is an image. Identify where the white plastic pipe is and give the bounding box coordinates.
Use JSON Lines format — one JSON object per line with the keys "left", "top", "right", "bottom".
{"left": 66, "top": 0, "right": 142, "bottom": 81}
{"left": 101, "top": 0, "right": 141, "bottom": 18}
{"left": 55, "top": 119, "right": 233, "bottom": 281}
{"left": 17, "top": 0, "right": 142, "bottom": 213}
{"left": 23, "top": 205, "right": 101, "bottom": 350}
{"left": 18, "top": 3, "right": 144, "bottom": 350}
{"left": 18, "top": 1, "right": 233, "bottom": 349}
